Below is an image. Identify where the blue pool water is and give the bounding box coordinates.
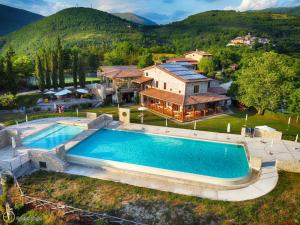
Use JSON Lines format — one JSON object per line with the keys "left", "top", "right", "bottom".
{"left": 23, "top": 124, "right": 84, "bottom": 150}
{"left": 68, "top": 129, "right": 250, "bottom": 179}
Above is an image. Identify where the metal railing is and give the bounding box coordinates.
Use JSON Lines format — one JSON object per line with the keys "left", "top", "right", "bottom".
{"left": 13, "top": 176, "right": 147, "bottom": 225}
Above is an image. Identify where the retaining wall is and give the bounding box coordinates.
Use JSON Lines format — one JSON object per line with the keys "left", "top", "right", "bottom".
{"left": 276, "top": 160, "right": 300, "bottom": 173}
{"left": 28, "top": 150, "right": 67, "bottom": 172}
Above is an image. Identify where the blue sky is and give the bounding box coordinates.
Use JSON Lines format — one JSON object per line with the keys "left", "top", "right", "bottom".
{"left": 1, "top": 0, "right": 300, "bottom": 24}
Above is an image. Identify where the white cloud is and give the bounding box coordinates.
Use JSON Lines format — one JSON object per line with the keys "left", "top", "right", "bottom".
{"left": 226, "top": 0, "right": 278, "bottom": 11}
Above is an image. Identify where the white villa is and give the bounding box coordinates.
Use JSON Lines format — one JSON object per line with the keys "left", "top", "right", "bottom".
{"left": 134, "top": 63, "right": 229, "bottom": 122}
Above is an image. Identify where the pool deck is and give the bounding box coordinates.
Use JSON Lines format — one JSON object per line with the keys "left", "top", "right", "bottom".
{"left": 1, "top": 118, "right": 300, "bottom": 202}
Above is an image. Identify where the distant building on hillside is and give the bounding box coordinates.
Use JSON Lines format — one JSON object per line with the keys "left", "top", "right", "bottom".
{"left": 227, "top": 33, "right": 270, "bottom": 47}
{"left": 166, "top": 50, "right": 213, "bottom": 70}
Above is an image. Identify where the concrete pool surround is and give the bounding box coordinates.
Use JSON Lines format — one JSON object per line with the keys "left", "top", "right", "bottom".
{"left": 3, "top": 116, "right": 299, "bottom": 201}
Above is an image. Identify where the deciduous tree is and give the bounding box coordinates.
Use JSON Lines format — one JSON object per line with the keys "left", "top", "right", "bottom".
{"left": 236, "top": 52, "right": 295, "bottom": 115}
{"left": 198, "top": 57, "right": 215, "bottom": 74}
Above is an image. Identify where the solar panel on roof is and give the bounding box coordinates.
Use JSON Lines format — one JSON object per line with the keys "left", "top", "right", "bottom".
{"left": 160, "top": 63, "right": 207, "bottom": 80}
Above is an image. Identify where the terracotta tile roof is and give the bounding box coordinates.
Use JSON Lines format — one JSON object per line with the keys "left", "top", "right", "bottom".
{"left": 184, "top": 51, "right": 212, "bottom": 56}
{"left": 140, "top": 88, "right": 184, "bottom": 105}
{"left": 101, "top": 68, "right": 142, "bottom": 79}
{"left": 132, "top": 76, "right": 153, "bottom": 84}
{"left": 167, "top": 58, "right": 198, "bottom": 64}
{"left": 140, "top": 88, "right": 230, "bottom": 106}
{"left": 101, "top": 65, "right": 137, "bottom": 73}
{"left": 207, "top": 87, "right": 228, "bottom": 95}
{"left": 185, "top": 93, "right": 230, "bottom": 105}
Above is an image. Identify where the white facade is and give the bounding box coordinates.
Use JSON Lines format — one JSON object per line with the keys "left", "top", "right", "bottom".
{"left": 143, "top": 67, "right": 209, "bottom": 96}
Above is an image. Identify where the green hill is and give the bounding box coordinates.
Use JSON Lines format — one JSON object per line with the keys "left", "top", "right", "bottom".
{"left": 0, "top": 4, "right": 43, "bottom": 36}
{"left": 1, "top": 8, "right": 299, "bottom": 55}
{"left": 0, "top": 7, "right": 143, "bottom": 55}
{"left": 261, "top": 6, "right": 300, "bottom": 16}
{"left": 153, "top": 10, "right": 300, "bottom": 54}
{"left": 113, "top": 13, "right": 157, "bottom": 26}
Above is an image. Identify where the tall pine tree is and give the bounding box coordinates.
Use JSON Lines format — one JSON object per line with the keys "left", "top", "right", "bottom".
{"left": 57, "top": 37, "right": 65, "bottom": 88}
{"left": 5, "top": 47, "right": 17, "bottom": 95}
{"left": 43, "top": 49, "right": 51, "bottom": 89}
{"left": 35, "top": 54, "right": 45, "bottom": 91}
{"left": 51, "top": 50, "right": 58, "bottom": 90}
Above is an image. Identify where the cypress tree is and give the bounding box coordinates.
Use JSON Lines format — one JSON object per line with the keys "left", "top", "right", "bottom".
{"left": 78, "top": 55, "right": 86, "bottom": 88}
{"left": 5, "top": 47, "right": 17, "bottom": 95}
{"left": 57, "top": 37, "right": 65, "bottom": 88}
{"left": 51, "top": 50, "right": 58, "bottom": 90}
{"left": 35, "top": 55, "right": 45, "bottom": 91}
{"left": 43, "top": 49, "right": 51, "bottom": 89}
{"left": 71, "top": 48, "right": 79, "bottom": 89}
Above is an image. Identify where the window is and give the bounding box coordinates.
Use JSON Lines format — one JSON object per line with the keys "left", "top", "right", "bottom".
{"left": 156, "top": 81, "right": 159, "bottom": 88}
{"left": 208, "top": 81, "right": 211, "bottom": 88}
{"left": 170, "top": 88, "right": 173, "bottom": 91}
{"left": 194, "top": 85, "right": 200, "bottom": 93}
{"left": 39, "top": 161, "right": 47, "bottom": 169}
{"left": 145, "top": 72, "right": 149, "bottom": 77}
{"left": 164, "top": 82, "right": 167, "bottom": 90}
{"left": 179, "top": 90, "right": 181, "bottom": 94}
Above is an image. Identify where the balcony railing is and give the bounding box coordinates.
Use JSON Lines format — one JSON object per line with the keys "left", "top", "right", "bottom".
{"left": 147, "top": 103, "right": 224, "bottom": 122}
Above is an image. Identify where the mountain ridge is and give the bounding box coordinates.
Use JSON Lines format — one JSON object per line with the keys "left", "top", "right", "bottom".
{"left": 0, "top": 4, "right": 43, "bottom": 36}
{"left": 0, "top": 7, "right": 299, "bottom": 55}
{"left": 113, "top": 13, "right": 157, "bottom": 26}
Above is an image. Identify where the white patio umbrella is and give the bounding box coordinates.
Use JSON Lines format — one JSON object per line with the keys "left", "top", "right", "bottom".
{"left": 55, "top": 89, "right": 72, "bottom": 96}
{"left": 11, "top": 137, "right": 16, "bottom": 149}
{"left": 45, "top": 90, "right": 56, "bottom": 95}
{"left": 11, "top": 137, "right": 16, "bottom": 157}
{"left": 227, "top": 123, "right": 231, "bottom": 133}
{"left": 138, "top": 107, "right": 147, "bottom": 124}
{"left": 194, "top": 121, "right": 197, "bottom": 130}
{"left": 76, "top": 89, "right": 89, "bottom": 94}
{"left": 138, "top": 107, "right": 147, "bottom": 111}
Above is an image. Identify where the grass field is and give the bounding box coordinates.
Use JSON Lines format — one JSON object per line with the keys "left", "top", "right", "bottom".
{"left": 14, "top": 170, "right": 300, "bottom": 225}
{"left": 1, "top": 105, "right": 299, "bottom": 141}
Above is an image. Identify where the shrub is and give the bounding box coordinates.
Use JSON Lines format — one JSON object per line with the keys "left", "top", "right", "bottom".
{"left": 0, "top": 93, "right": 16, "bottom": 109}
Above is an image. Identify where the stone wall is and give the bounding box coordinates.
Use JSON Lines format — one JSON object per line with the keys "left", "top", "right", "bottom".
{"left": 87, "top": 114, "right": 113, "bottom": 129}
{"left": 276, "top": 160, "right": 300, "bottom": 173}
{"left": 144, "top": 67, "right": 186, "bottom": 94}
{"left": 28, "top": 150, "right": 67, "bottom": 172}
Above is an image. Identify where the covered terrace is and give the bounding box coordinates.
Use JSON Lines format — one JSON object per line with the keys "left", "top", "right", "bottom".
{"left": 140, "top": 88, "right": 230, "bottom": 122}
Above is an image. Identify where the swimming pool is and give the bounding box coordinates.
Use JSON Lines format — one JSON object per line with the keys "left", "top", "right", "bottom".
{"left": 68, "top": 129, "right": 250, "bottom": 179}
{"left": 22, "top": 124, "right": 84, "bottom": 150}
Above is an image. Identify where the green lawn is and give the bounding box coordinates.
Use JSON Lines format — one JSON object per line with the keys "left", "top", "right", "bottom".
{"left": 14, "top": 170, "right": 300, "bottom": 225}
{"left": 64, "top": 77, "right": 100, "bottom": 84}
{"left": 0, "top": 105, "right": 299, "bottom": 141}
